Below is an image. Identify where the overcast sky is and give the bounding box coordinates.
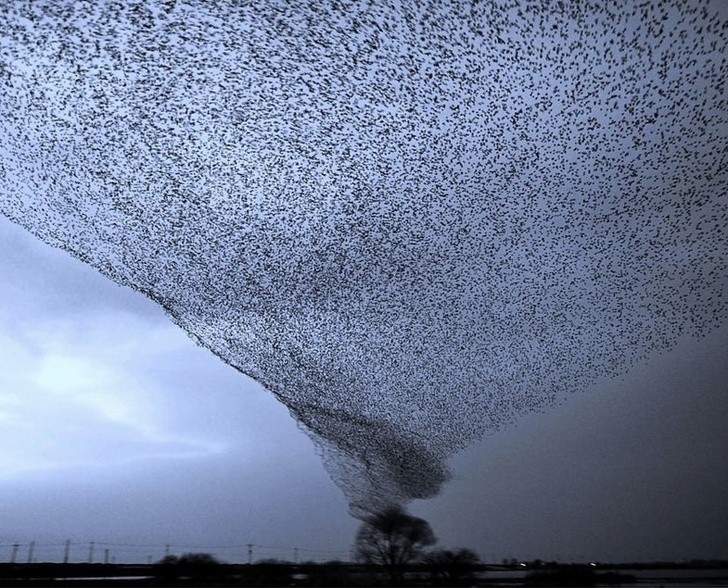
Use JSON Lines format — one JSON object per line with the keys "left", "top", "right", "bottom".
{"left": 0, "top": 1, "right": 728, "bottom": 562}
{"left": 1, "top": 213, "right": 727, "bottom": 565}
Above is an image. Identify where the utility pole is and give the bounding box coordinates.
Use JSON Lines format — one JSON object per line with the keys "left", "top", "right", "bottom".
{"left": 88, "top": 542, "right": 95, "bottom": 564}
{"left": 104, "top": 549, "right": 110, "bottom": 565}
{"left": 27, "top": 541, "right": 35, "bottom": 564}
{"left": 294, "top": 547, "right": 298, "bottom": 564}
{"left": 10, "top": 544, "right": 19, "bottom": 564}
{"left": 63, "top": 540, "right": 71, "bottom": 564}
{"left": 247, "top": 544, "right": 253, "bottom": 565}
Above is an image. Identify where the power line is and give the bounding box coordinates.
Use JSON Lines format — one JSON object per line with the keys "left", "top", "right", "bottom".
{"left": 0, "top": 539, "right": 350, "bottom": 564}
{"left": 2, "top": 541, "right": 345, "bottom": 554}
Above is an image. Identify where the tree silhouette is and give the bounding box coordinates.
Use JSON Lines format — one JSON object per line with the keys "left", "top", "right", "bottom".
{"left": 354, "top": 506, "right": 436, "bottom": 582}
{"left": 156, "top": 552, "right": 223, "bottom": 581}
{"left": 424, "top": 548, "right": 480, "bottom": 585}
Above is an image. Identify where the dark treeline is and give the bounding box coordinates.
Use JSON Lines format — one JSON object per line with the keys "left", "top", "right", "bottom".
{"left": 2, "top": 559, "right": 728, "bottom": 587}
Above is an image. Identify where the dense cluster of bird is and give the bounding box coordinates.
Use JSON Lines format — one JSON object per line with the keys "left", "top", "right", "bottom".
{"left": 1, "top": 0, "right": 726, "bottom": 516}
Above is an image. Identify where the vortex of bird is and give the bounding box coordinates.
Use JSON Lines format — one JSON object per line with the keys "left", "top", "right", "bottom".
{"left": 1, "top": 0, "right": 726, "bottom": 517}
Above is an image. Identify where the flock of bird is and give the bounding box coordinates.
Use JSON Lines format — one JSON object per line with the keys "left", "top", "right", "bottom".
{"left": 1, "top": 0, "right": 726, "bottom": 516}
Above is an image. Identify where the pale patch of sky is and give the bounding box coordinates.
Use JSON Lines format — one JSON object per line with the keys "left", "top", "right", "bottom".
{"left": 0, "top": 314, "right": 223, "bottom": 478}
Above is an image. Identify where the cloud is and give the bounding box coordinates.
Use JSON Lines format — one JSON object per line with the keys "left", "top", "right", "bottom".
{"left": 0, "top": 218, "right": 305, "bottom": 484}
{"left": 0, "top": 310, "right": 221, "bottom": 479}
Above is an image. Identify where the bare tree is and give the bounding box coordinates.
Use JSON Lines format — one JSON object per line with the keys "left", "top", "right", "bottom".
{"left": 354, "top": 506, "right": 436, "bottom": 581}
{"left": 424, "top": 548, "right": 480, "bottom": 585}
{"left": 155, "top": 552, "right": 223, "bottom": 581}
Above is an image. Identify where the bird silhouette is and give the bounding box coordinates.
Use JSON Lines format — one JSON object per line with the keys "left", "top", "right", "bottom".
{"left": 0, "top": 0, "right": 726, "bottom": 517}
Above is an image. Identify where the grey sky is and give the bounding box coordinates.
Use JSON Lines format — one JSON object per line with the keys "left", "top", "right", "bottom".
{"left": 1, "top": 0, "right": 728, "bottom": 566}
{"left": 1, "top": 215, "right": 727, "bottom": 564}
{"left": 0, "top": 216, "right": 358, "bottom": 563}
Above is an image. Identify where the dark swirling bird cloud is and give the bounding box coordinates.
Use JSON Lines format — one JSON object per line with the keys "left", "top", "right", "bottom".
{"left": 1, "top": 0, "right": 726, "bottom": 516}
